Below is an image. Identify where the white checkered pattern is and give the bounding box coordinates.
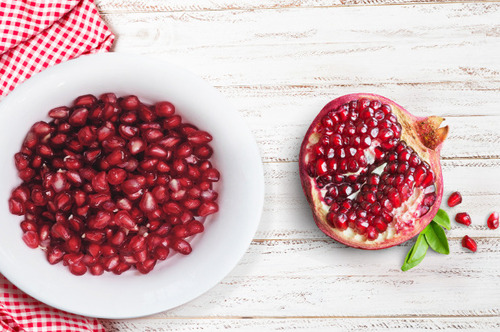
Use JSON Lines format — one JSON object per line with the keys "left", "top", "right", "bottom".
{"left": 0, "top": 276, "right": 105, "bottom": 331}
{"left": 0, "top": 0, "right": 115, "bottom": 99}
{"left": 0, "top": 1, "right": 112, "bottom": 329}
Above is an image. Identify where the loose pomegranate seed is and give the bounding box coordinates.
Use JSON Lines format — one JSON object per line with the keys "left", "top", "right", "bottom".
{"left": 9, "top": 93, "right": 219, "bottom": 275}
{"left": 448, "top": 191, "right": 462, "bottom": 207}
{"left": 455, "top": 213, "right": 471, "bottom": 226}
{"left": 487, "top": 212, "right": 499, "bottom": 230}
{"left": 462, "top": 235, "right": 477, "bottom": 252}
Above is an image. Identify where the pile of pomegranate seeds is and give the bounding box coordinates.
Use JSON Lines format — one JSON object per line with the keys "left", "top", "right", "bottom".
{"left": 8, "top": 93, "right": 220, "bottom": 276}
{"left": 308, "top": 100, "right": 437, "bottom": 239}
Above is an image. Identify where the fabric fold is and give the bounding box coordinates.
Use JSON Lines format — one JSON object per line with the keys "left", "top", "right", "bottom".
{"left": 0, "top": 0, "right": 113, "bottom": 330}
{"left": 0, "top": 0, "right": 115, "bottom": 99}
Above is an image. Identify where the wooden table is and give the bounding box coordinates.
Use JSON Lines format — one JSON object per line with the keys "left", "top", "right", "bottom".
{"left": 96, "top": 1, "right": 500, "bottom": 330}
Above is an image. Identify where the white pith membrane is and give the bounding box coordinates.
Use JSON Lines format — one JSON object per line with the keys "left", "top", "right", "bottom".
{"left": 304, "top": 99, "right": 437, "bottom": 244}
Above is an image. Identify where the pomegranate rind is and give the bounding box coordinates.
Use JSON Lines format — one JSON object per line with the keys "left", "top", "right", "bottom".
{"left": 299, "top": 93, "right": 447, "bottom": 250}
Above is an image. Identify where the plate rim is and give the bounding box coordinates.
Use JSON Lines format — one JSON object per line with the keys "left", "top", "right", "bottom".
{"left": 0, "top": 52, "right": 265, "bottom": 319}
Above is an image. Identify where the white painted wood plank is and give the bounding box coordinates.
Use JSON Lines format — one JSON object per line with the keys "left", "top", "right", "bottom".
{"left": 95, "top": 0, "right": 496, "bottom": 13}
{"left": 100, "top": 4, "right": 500, "bottom": 85}
{"left": 258, "top": 159, "right": 500, "bottom": 239}
{"left": 101, "top": 317, "right": 500, "bottom": 332}
{"left": 92, "top": 1, "right": 500, "bottom": 329}
{"left": 97, "top": 4, "right": 500, "bottom": 162}
{"left": 97, "top": 236, "right": 500, "bottom": 318}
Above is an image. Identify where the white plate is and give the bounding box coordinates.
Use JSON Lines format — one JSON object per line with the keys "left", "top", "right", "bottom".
{"left": 0, "top": 53, "right": 264, "bottom": 319}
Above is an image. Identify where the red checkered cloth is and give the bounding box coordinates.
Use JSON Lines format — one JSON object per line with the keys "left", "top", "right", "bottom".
{"left": 0, "top": 0, "right": 115, "bottom": 99}
{"left": 0, "top": 0, "right": 112, "bottom": 330}
{"left": 0, "top": 276, "right": 105, "bottom": 332}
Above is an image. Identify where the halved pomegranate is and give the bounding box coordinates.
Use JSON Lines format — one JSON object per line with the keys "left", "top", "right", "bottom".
{"left": 299, "top": 94, "right": 448, "bottom": 249}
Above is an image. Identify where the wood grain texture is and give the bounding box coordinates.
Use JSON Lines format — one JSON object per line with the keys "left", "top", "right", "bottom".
{"left": 95, "top": 0, "right": 500, "bottom": 13}
{"left": 101, "top": 317, "right": 500, "bottom": 331}
{"left": 97, "top": 0, "right": 500, "bottom": 329}
{"left": 96, "top": 236, "right": 500, "bottom": 319}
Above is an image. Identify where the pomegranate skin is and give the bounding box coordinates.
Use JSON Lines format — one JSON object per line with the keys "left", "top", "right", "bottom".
{"left": 299, "top": 93, "right": 448, "bottom": 250}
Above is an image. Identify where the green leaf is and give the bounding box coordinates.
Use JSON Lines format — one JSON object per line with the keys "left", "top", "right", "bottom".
{"left": 401, "top": 233, "right": 429, "bottom": 271}
{"left": 424, "top": 221, "right": 450, "bottom": 255}
{"left": 433, "top": 209, "right": 451, "bottom": 230}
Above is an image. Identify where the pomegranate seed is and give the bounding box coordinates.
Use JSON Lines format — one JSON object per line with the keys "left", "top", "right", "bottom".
{"left": 448, "top": 191, "right": 462, "bottom": 207}
{"left": 69, "top": 108, "right": 89, "bottom": 127}
{"left": 129, "top": 234, "right": 146, "bottom": 252}
{"left": 143, "top": 129, "right": 164, "bottom": 143}
{"left": 14, "top": 153, "right": 30, "bottom": 171}
{"left": 163, "top": 115, "right": 182, "bottom": 129}
{"left": 20, "top": 220, "right": 37, "bottom": 232}
{"left": 19, "top": 167, "right": 35, "bottom": 181}
{"left": 120, "top": 95, "right": 140, "bottom": 111}
{"left": 51, "top": 223, "right": 71, "bottom": 241}
{"left": 22, "top": 231, "right": 39, "bottom": 249}
{"left": 31, "top": 121, "right": 52, "bottom": 136}
{"left": 101, "top": 245, "right": 117, "bottom": 257}
{"left": 66, "top": 236, "right": 82, "bottom": 253}
{"left": 49, "top": 106, "right": 70, "bottom": 119}
{"left": 138, "top": 104, "right": 156, "bottom": 122}
{"left": 455, "top": 213, "right": 471, "bottom": 226}
{"left": 100, "top": 93, "right": 117, "bottom": 104}
{"left": 155, "top": 101, "right": 175, "bottom": 117}
{"left": 74, "top": 94, "right": 97, "bottom": 107}
{"left": 89, "top": 211, "right": 112, "bottom": 229}
{"left": 87, "top": 243, "right": 102, "bottom": 257}
{"left": 115, "top": 211, "right": 137, "bottom": 230}
{"left": 197, "top": 201, "right": 219, "bottom": 217}
{"left": 103, "top": 255, "right": 120, "bottom": 271}
{"left": 171, "top": 239, "right": 192, "bottom": 255}
{"left": 47, "top": 247, "right": 65, "bottom": 264}
{"left": 462, "top": 235, "right": 477, "bottom": 252}
{"left": 63, "top": 253, "right": 84, "bottom": 266}
{"left": 92, "top": 171, "right": 110, "bottom": 192}
{"left": 154, "top": 247, "right": 169, "bottom": 260}
{"left": 139, "top": 192, "right": 158, "bottom": 213}
{"left": 163, "top": 202, "right": 183, "bottom": 216}
{"left": 136, "top": 259, "right": 157, "bottom": 274}
{"left": 113, "top": 262, "right": 131, "bottom": 275}
{"left": 366, "top": 226, "right": 378, "bottom": 240}
{"left": 187, "top": 131, "right": 212, "bottom": 145}
{"left": 187, "top": 220, "right": 204, "bottom": 235}
{"left": 487, "top": 212, "right": 499, "bottom": 230}
{"left": 121, "top": 179, "right": 142, "bottom": 195}
{"left": 90, "top": 264, "right": 104, "bottom": 276}
{"left": 9, "top": 198, "right": 25, "bottom": 215}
